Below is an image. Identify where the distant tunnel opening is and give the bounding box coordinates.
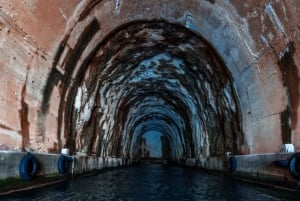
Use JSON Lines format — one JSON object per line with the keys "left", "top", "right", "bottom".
{"left": 133, "top": 130, "right": 163, "bottom": 159}
{"left": 45, "top": 20, "right": 243, "bottom": 161}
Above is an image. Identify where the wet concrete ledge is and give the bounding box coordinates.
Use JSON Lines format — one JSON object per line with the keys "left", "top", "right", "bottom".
{"left": 0, "top": 151, "right": 133, "bottom": 195}
{"left": 1, "top": 151, "right": 300, "bottom": 194}
{"left": 181, "top": 153, "right": 300, "bottom": 191}
{"left": 231, "top": 153, "right": 300, "bottom": 191}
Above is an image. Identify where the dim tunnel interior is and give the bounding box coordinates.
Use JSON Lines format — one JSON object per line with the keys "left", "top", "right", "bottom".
{"left": 45, "top": 20, "right": 244, "bottom": 162}
{"left": 2, "top": 1, "right": 300, "bottom": 196}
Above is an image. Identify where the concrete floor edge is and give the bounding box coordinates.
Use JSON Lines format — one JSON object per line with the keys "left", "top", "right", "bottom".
{"left": 1, "top": 151, "right": 300, "bottom": 194}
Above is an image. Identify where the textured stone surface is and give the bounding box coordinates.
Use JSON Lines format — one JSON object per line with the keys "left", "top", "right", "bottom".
{"left": 0, "top": 0, "right": 299, "bottom": 161}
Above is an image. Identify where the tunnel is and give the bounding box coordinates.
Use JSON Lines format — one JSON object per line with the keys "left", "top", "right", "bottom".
{"left": 42, "top": 20, "right": 243, "bottom": 161}
{"left": 1, "top": 0, "right": 300, "bottom": 196}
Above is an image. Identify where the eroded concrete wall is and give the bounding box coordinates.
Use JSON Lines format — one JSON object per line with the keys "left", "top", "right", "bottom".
{"left": 0, "top": 0, "right": 299, "bottom": 157}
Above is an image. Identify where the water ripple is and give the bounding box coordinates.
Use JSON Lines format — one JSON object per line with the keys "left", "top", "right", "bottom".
{"left": 2, "top": 164, "right": 300, "bottom": 201}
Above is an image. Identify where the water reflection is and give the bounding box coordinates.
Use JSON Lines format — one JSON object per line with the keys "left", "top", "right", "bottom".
{"left": 2, "top": 164, "right": 300, "bottom": 201}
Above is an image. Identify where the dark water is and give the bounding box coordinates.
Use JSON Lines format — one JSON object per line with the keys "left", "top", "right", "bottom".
{"left": 2, "top": 164, "right": 300, "bottom": 201}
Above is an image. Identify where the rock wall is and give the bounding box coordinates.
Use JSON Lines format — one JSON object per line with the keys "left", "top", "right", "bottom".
{"left": 0, "top": 0, "right": 299, "bottom": 160}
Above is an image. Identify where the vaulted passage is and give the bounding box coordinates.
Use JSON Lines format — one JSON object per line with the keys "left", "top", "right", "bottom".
{"left": 1, "top": 0, "right": 300, "bottom": 193}
{"left": 2, "top": 0, "right": 299, "bottom": 156}
{"left": 41, "top": 21, "right": 242, "bottom": 161}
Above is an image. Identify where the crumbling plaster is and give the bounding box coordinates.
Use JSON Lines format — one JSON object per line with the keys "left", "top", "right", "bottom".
{"left": 0, "top": 0, "right": 299, "bottom": 159}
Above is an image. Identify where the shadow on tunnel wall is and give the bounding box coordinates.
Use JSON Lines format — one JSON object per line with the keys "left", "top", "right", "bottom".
{"left": 39, "top": 19, "right": 245, "bottom": 161}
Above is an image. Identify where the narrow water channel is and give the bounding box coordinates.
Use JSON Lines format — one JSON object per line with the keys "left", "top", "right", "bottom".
{"left": 2, "top": 164, "right": 299, "bottom": 201}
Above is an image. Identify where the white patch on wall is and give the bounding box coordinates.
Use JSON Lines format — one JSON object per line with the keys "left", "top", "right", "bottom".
{"left": 264, "top": 3, "right": 285, "bottom": 35}
{"left": 113, "top": 0, "right": 122, "bottom": 15}
{"left": 74, "top": 87, "right": 82, "bottom": 109}
{"left": 75, "top": 82, "right": 99, "bottom": 129}
{"left": 81, "top": 97, "right": 95, "bottom": 122}
{"left": 279, "top": 45, "right": 290, "bottom": 60}
{"left": 59, "top": 8, "right": 68, "bottom": 21}
{"left": 185, "top": 11, "right": 197, "bottom": 32}
{"left": 0, "top": 128, "right": 21, "bottom": 141}
{"left": 260, "top": 34, "right": 270, "bottom": 48}
{"left": 244, "top": 39, "right": 258, "bottom": 59}
{"left": 268, "top": 32, "right": 274, "bottom": 41}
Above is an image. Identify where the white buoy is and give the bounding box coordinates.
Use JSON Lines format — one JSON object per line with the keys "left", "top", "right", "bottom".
{"left": 282, "top": 144, "right": 295, "bottom": 153}
{"left": 61, "top": 148, "right": 70, "bottom": 155}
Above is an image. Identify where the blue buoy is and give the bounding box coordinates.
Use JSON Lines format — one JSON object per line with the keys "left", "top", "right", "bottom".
{"left": 273, "top": 159, "right": 289, "bottom": 168}
{"left": 19, "top": 153, "right": 39, "bottom": 180}
{"left": 228, "top": 156, "right": 237, "bottom": 172}
{"left": 57, "top": 155, "right": 73, "bottom": 175}
{"left": 289, "top": 153, "right": 300, "bottom": 180}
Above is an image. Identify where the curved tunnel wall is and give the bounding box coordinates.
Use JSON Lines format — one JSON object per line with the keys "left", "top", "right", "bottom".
{"left": 60, "top": 21, "right": 242, "bottom": 159}
{"left": 0, "top": 0, "right": 299, "bottom": 159}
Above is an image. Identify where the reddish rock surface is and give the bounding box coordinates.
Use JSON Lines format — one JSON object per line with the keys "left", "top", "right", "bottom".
{"left": 0, "top": 0, "right": 299, "bottom": 159}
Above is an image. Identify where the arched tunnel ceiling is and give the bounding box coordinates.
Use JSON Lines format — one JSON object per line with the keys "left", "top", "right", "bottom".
{"left": 43, "top": 20, "right": 242, "bottom": 160}
{"left": 98, "top": 21, "right": 242, "bottom": 159}
{"left": 0, "top": 0, "right": 299, "bottom": 157}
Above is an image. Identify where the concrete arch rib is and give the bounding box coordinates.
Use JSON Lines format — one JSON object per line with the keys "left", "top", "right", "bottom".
{"left": 39, "top": 0, "right": 287, "bottom": 157}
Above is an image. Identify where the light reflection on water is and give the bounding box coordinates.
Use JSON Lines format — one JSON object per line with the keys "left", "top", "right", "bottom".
{"left": 2, "top": 164, "right": 300, "bottom": 201}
